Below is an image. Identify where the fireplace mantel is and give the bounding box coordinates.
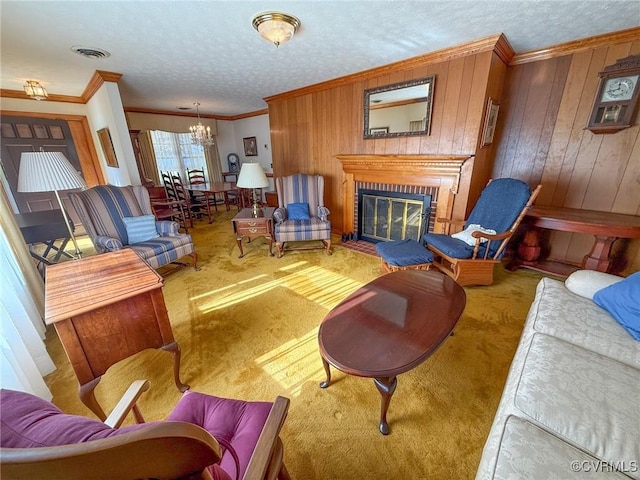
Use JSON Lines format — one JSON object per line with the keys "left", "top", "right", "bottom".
{"left": 337, "top": 154, "right": 472, "bottom": 234}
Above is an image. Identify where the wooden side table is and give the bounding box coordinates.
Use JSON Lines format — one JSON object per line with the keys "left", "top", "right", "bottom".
{"left": 232, "top": 207, "right": 275, "bottom": 258}
{"left": 45, "top": 249, "right": 189, "bottom": 420}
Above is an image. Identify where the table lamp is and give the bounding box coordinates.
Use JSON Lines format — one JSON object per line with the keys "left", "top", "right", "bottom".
{"left": 236, "top": 162, "right": 269, "bottom": 217}
{"left": 17, "top": 151, "right": 87, "bottom": 259}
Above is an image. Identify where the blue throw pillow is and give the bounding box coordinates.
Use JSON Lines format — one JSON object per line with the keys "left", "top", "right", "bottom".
{"left": 122, "top": 215, "right": 159, "bottom": 244}
{"left": 287, "top": 202, "right": 311, "bottom": 221}
{"left": 593, "top": 271, "right": 640, "bottom": 341}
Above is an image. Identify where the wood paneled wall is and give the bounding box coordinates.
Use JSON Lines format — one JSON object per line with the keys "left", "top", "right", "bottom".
{"left": 494, "top": 39, "right": 640, "bottom": 274}
{"left": 268, "top": 43, "right": 505, "bottom": 233}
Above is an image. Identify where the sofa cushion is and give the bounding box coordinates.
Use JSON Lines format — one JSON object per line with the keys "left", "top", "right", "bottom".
{"left": 514, "top": 334, "right": 640, "bottom": 476}
{"left": 593, "top": 272, "right": 640, "bottom": 341}
{"left": 493, "top": 416, "right": 630, "bottom": 479}
{"left": 122, "top": 215, "right": 159, "bottom": 244}
{"left": 565, "top": 269, "right": 623, "bottom": 300}
{"left": 528, "top": 278, "right": 640, "bottom": 369}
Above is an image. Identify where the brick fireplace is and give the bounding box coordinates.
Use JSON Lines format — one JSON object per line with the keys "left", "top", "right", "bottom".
{"left": 337, "top": 154, "right": 472, "bottom": 237}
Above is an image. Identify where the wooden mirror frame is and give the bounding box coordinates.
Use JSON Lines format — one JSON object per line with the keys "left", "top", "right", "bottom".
{"left": 363, "top": 76, "right": 435, "bottom": 140}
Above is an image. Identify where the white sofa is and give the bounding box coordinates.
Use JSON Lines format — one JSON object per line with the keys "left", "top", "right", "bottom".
{"left": 475, "top": 271, "right": 640, "bottom": 479}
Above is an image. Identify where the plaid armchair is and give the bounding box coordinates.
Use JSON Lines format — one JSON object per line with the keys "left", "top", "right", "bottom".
{"left": 274, "top": 173, "right": 331, "bottom": 257}
{"left": 69, "top": 185, "right": 198, "bottom": 272}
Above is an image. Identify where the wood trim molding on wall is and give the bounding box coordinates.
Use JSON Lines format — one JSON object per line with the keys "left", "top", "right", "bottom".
{"left": 0, "top": 109, "right": 105, "bottom": 186}
{"left": 0, "top": 70, "right": 122, "bottom": 104}
{"left": 123, "top": 106, "right": 268, "bottom": 121}
{"left": 81, "top": 70, "right": 122, "bottom": 102}
{"left": 0, "top": 89, "right": 84, "bottom": 103}
{"left": 511, "top": 26, "right": 640, "bottom": 65}
{"left": 265, "top": 34, "right": 514, "bottom": 104}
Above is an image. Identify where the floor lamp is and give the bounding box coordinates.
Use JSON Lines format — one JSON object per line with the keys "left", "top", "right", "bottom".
{"left": 236, "top": 162, "right": 269, "bottom": 217}
{"left": 17, "top": 151, "right": 86, "bottom": 259}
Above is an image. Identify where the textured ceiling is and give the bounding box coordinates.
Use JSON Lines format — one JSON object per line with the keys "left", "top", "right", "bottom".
{"left": 1, "top": 1, "right": 639, "bottom": 116}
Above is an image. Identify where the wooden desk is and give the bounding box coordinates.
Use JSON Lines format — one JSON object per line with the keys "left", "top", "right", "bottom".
{"left": 45, "top": 249, "right": 188, "bottom": 419}
{"left": 509, "top": 206, "right": 640, "bottom": 275}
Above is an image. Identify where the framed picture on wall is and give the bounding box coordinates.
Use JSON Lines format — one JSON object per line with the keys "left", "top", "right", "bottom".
{"left": 243, "top": 136, "right": 258, "bottom": 156}
{"left": 97, "top": 127, "right": 118, "bottom": 167}
{"left": 481, "top": 98, "right": 500, "bottom": 147}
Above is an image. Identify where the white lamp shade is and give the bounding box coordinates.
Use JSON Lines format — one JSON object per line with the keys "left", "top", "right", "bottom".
{"left": 236, "top": 162, "right": 269, "bottom": 189}
{"left": 18, "top": 151, "right": 86, "bottom": 193}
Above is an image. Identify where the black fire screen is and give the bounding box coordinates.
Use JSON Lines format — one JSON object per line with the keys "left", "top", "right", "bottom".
{"left": 357, "top": 189, "right": 431, "bottom": 243}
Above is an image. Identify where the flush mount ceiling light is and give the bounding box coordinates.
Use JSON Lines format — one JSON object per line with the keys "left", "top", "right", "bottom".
{"left": 189, "top": 103, "right": 215, "bottom": 147}
{"left": 251, "top": 11, "right": 300, "bottom": 47}
{"left": 23, "top": 80, "right": 48, "bottom": 101}
{"left": 70, "top": 46, "right": 111, "bottom": 59}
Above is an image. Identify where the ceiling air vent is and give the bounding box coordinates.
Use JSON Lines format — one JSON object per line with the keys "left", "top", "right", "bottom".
{"left": 70, "top": 46, "right": 111, "bottom": 59}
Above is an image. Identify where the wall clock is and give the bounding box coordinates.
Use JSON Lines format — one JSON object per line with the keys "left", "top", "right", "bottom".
{"left": 587, "top": 55, "right": 640, "bottom": 134}
{"left": 227, "top": 153, "right": 240, "bottom": 173}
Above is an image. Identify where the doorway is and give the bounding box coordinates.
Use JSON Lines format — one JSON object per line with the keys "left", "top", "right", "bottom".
{"left": 1, "top": 115, "right": 84, "bottom": 222}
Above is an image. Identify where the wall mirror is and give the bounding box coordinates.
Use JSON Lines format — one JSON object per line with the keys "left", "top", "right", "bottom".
{"left": 363, "top": 76, "right": 435, "bottom": 140}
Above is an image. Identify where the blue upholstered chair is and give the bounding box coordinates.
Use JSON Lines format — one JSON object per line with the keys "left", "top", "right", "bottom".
{"left": 273, "top": 174, "right": 332, "bottom": 257}
{"left": 422, "top": 178, "right": 542, "bottom": 286}
{"left": 69, "top": 185, "right": 198, "bottom": 272}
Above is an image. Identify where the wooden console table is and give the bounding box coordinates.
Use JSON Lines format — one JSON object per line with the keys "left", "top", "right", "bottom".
{"left": 45, "top": 249, "right": 189, "bottom": 420}
{"left": 508, "top": 206, "right": 640, "bottom": 276}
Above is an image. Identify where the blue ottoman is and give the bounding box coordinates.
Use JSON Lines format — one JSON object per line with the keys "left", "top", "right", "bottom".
{"left": 375, "top": 239, "right": 434, "bottom": 273}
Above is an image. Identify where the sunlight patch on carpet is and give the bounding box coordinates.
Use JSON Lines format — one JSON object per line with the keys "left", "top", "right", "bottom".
{"left": 254, "top": 327, "right": 323, "bottom": 397}
{"left": 197, "top": 265, "right": 364, "bottom": 313}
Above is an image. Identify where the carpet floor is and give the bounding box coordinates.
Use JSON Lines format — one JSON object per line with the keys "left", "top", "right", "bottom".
{"left": 44, "top": 210, "right": 544, "bottom": 479}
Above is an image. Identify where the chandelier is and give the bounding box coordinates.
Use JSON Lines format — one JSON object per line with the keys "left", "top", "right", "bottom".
{"left": 23, "top": 80, "right": 48, "bottom": 100}
{"left": 189, "top": 102, "right": 215, "bottom": 147}
{"left": 252, "top": 12, "right": 300, "bottom": 47}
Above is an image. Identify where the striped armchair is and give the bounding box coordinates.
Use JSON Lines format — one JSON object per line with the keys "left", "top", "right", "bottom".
{"left": 274, "top": 174, "right": 331, "bottom": 257}
{"left": 69, "top": 185, "right": 198, "bottom": 272}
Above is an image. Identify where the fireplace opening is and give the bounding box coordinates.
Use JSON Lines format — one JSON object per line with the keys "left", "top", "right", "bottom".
{"left": 357, "top": 189, "right": 432, "bottom": 243}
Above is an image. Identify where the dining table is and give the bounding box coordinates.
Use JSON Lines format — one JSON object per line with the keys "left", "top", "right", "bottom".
{"left": 185, "top": 182, "right": 242, "bottom": 211}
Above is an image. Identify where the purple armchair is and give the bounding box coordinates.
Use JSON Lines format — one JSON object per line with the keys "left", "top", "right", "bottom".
{"left": 0, "top": 381, "right": 290, "bottom": 480}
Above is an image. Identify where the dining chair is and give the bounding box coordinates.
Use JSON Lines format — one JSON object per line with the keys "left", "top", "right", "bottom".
{"left": 187, "top": 167, "right": 227, "bottom": 212}
{"left": 162, "top": 171, "right": 213, "bottom": 224}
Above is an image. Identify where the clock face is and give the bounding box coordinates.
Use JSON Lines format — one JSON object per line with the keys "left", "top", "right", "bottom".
{"left": 601, "top": 75, "right": 638, "bottom": 102}
{"left": 227, "top": 153, "right": 240, "bottom": 172}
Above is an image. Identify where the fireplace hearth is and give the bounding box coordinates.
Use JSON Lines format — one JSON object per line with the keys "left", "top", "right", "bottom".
{"left": 338, "top": 154, "right": 472, "bottom": 240}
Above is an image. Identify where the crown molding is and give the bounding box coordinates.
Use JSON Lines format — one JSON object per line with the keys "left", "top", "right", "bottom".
{"left": 265, "top": 34, "right": 511, "bottom": 104}
{"left": 0, "top": 88, "right": 84, "bottom": 103}
{"left": 81, "top": 70, "right": 122, "bottom": 102}
{"left": 511, "top": 26, "right": 640, "bottom": 65}
{"left": 123, "top": 106, "right": 267, "bottom": 121}
{"left": 0, "top": 70, "right": 122, "bottom": 104}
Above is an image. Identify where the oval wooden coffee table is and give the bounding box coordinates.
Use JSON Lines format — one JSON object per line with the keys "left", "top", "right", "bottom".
{"left": 318, "top": 269, "right": 466, "bottom": 434}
